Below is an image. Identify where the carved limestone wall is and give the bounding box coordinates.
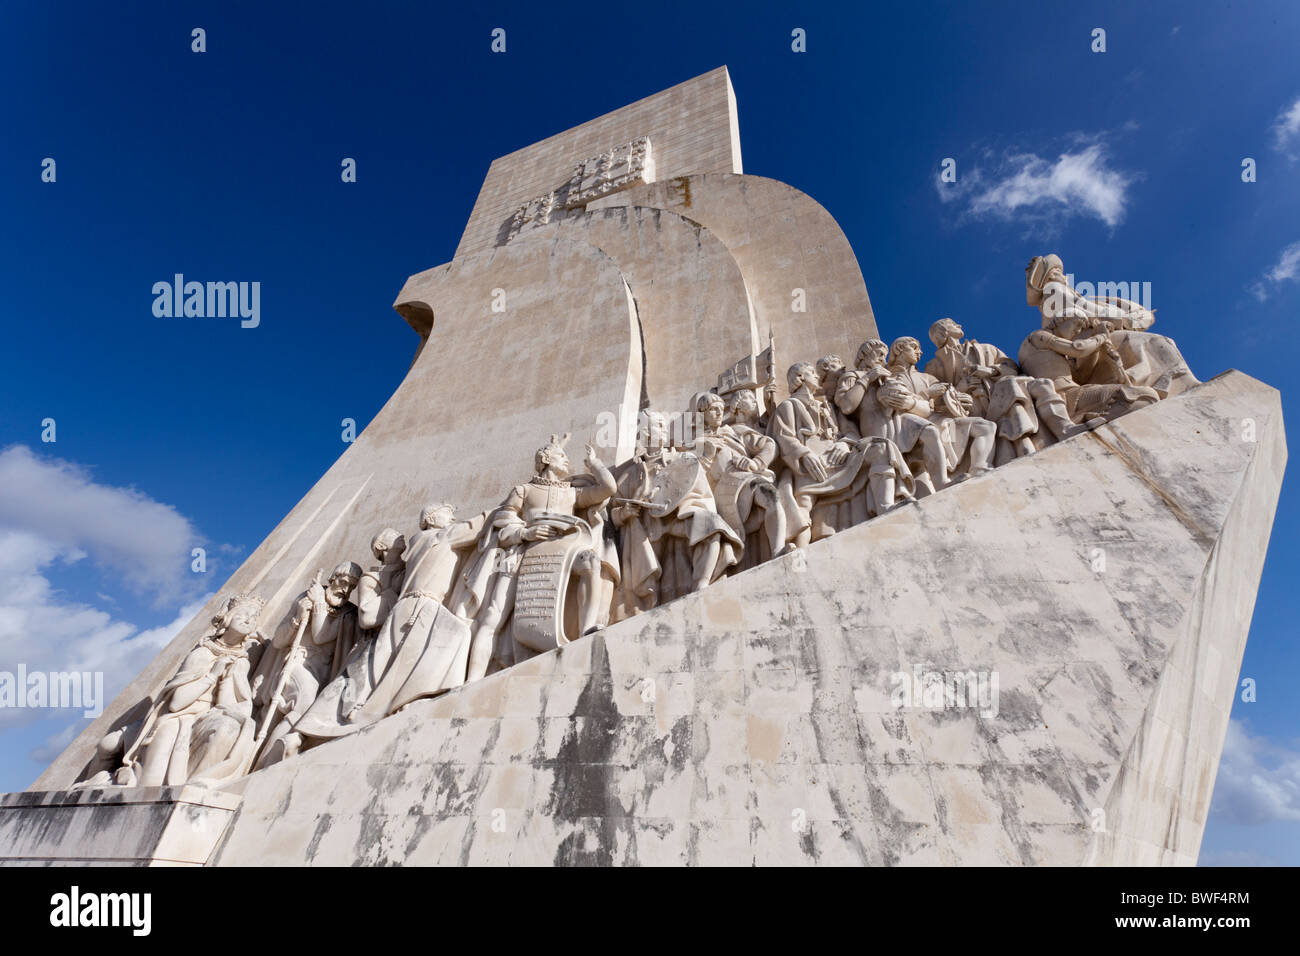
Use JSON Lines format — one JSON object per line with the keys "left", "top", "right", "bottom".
{"left": 185, "top": 372, "right": 1281, "bottom": 866}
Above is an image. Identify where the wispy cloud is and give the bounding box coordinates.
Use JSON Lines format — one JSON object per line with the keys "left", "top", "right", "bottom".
{"left": 1249, "top": 240, "right": 1300, "bottom": 301}
{"left": 937, "top": 142, "right": 1137, "bottom": 231}
{"left": 0, "top": 526, "right": 211, "bottom": 734}
{"left": 1209, "top": 719, "right": 1300, "bottom": 825}
{"left": 0, "top": 445, "right": 200, "bottom": 604}
{"left": 23, "top": 595, "right": 206, "bottom": 759}
{"left": 0, "top": 446, "right": 219, "bottom": 753}
{"left": 1271, "top": 94, "right": 1300, "bottom": 159}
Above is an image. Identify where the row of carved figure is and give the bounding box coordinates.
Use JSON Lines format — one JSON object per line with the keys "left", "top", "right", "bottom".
{"left": 75, "top": 254, "right": 1199, "bottom": 790}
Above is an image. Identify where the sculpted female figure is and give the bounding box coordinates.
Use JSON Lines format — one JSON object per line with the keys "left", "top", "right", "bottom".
{"left": 81, "top": 593, "right": 267, "bottom": 788}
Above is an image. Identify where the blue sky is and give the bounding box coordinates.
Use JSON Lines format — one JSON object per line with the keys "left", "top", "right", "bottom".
{"left": 0, "top": 0, "right": 1296, "bottom": 863}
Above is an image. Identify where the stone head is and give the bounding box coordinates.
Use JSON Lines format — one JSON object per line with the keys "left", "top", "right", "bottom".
{"left": 888, "top": 336, "right": 923, "bottom": 369}
{"left": 639, "top": 411, "right": 670, "bottom": 452}
{"left": 928, "top": 318, "right": 963, "bottom": 348}
{"left": 327, "top": 562, "right": 362, "bottom": 607}
{"left": 856, "top": 339, "right": 888, "bottom": 370}
{"left": 696, "top": 393, "right": 726, "bottom": 432}
{"left": 371, "top": 527, "right": 404, "bottom": 563}
{"left": 787, "top": 362, "right": 819, "bottom": 395}
{"left": 535, "top": 433, "right": 571, "bottom": 478}
{"left": 419, "top": 502, "right": 455, "bottom": 531}
{"left": 727, "top": 388, "right": 760, "bottom": 425}
{"left": 816, "top": 354, "right": 845, "bottom": 392}
{"left": 215, "top": 593, "right": 264, "bottom": 643}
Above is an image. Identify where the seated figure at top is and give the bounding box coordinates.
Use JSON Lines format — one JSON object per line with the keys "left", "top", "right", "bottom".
{"left": 1020, "top": 254, "right": 1195, "bottom": 423}
{"left": 770, "top": 361, "right": 911, "bottom": 546}
{"left": 613, "top": 410, "right": 741, "bottom": 615}
{"left": 925, "top": 317, "right": 1082, "bottom": 464}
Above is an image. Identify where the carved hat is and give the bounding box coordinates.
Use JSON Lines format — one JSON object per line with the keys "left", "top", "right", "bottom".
{"left": 419, "top": 502, "right": 455, "bottom": 529}
{"left": 1026, "top": 254, "right": 1065, "bottom": 292}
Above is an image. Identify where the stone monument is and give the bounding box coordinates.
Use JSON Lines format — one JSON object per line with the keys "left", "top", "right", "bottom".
{"left": 0, "top": 67, "right": 1285, "bottom": 866}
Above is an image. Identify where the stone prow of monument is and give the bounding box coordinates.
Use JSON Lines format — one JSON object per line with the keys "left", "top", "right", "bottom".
{"left": 0, "top": 67, "right": 1285, "bottom": 866}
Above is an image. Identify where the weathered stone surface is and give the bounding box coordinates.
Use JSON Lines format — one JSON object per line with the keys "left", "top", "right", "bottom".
{"left": 590, "top": 173, "right": 879, "bottom": 386}
{"left": 528, "top": 205, "right": 758, "bottom": 414}
{"left": 34, "top": 235, "right": 644, "bottom": 792}
{"left": 7, "top": 66, "right": 1281, "bottom": 869}
{"left": 179, "top": 371, "right": 1281, "bottom": 866}
{"left": 456, "top": 67, "right": 742, "bottom": 257}
{"left": 0, "top": 787, "right": 240, "bottom": 866}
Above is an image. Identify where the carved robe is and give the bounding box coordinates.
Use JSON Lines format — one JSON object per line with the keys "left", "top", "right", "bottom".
{"left": 769, "top": 392, "right": 904, "bottom": 539}
{"left": 612, "top": 449, "right": 742, "bottom": 612}
{"left": 131, "top": 637, "right": 261, "bottom": 788}
{"left": 295, "top": 515, "right": 487, "bottom": 739}
{"left": 926, "top": 338, "right": 1072, "bottom": 462}
{"left": 690, "top": 424, "right": 803, "bottom": 568}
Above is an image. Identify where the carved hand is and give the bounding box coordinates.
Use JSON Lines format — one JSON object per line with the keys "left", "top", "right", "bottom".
{"left": 1076, "top": 335, "right": 1108, "bottom": 355}
{"left": 306, "top": 578, "right": 326, "bottom": 607}
{"left": 879, "top": 386, "right": 912, "bottom": 410}
{"left": 802, "top": 451, "right": 829, "bottom": 482}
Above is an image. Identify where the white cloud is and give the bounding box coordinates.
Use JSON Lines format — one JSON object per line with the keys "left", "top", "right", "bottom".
{"left": 1209, "top": 719, "right": 1300, "bottom": 825}
{"left": 935, "top": 141, "right": 1138, "bottom": 230}
{"left": 0, "top": 445, "right": 220, "bottom": 764}
{"left": 1271, "top": 95, "right": 1300, "bottom": 158}
{"left": 1249, "top": 240, "right": 1300, "bottom": 301}
{"left": 0, "top": 524, "right": 212, "bottom": 732}
{"left": 0, "top": 445, "right": 199, "bottom": 603}
{"left": 22, "top": 597, "right": 211, "bottom": 761}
